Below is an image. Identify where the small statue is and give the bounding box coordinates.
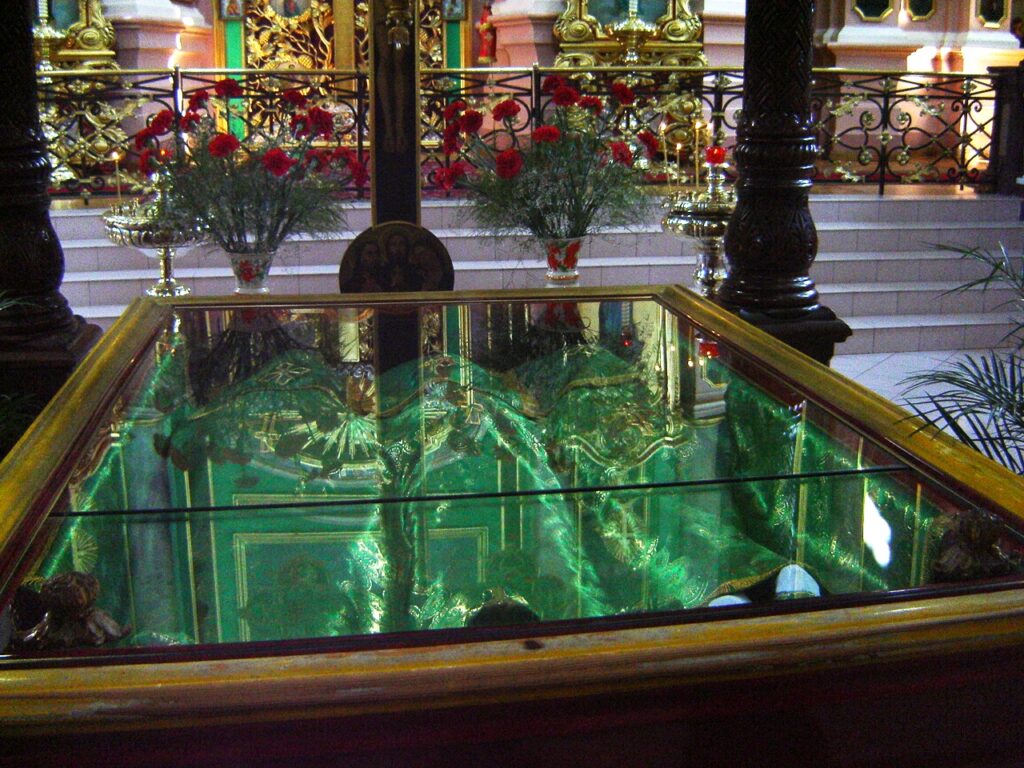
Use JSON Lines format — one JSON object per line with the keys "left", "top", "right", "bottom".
{"left": 12, "top": 572, "right": 131, "bottom": 651}
{"left": 476, "top": 2, "right": 496, "bottom": 65}
{"left": 931, "top": 511, "right": 1020, "bottom": 583}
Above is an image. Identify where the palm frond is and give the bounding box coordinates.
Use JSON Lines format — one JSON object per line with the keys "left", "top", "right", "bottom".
{"left": 903, "top": 351, "right": 1024, "bottom": 474}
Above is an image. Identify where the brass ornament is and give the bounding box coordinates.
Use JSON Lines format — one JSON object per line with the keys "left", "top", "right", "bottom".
{"left": 553, "top": 0, "right": 705, "bottom": 68}
{"left": 246, "top": 0, "right": 336, "bottom": 70}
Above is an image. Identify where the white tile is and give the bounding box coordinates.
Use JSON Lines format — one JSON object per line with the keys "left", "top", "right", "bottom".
{"left": 873, "top": 327, "right": 922, "bottom": 353}
{"left": 837, "top": 329, "right": 874, "bottom": 354}
{"left": 857, "top": 229, "right": 901, "bottom": 252}
{"left": 916, "top": 324, "right": 967, "bottom": 353}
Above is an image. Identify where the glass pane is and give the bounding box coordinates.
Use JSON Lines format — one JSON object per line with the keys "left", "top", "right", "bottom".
{"left": 5, "top": 296, "right": 1024, "bottom": 660}
{"left": 10, "top": 469, "right": 1019, "bottom": 654}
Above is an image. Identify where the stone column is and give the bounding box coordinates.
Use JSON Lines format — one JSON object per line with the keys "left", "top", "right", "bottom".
{"left": 103, "top": 0, "right": 213, "bottom": 69}
{"left": 489, "top": 0, "right": 563, "bottom": 67}
{"left": 718, "top": 0, "right": 850, "bottom": 364}
{"left": 0, "top": 0, "right": 100, "bottom": 402}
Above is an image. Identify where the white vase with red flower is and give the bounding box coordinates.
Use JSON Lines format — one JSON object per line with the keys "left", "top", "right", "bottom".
{"left": 139, "top": 79, "right": 368, "bottom": 294}
{"left": 436, "top": 76, "right": 652, "bottom": 286}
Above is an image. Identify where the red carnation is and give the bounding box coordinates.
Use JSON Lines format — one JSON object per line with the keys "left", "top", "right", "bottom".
{"left": 307, "top": 106, "right": 335, "bottom": 138}
{"left": 187, "top": 89, "right": 209, "bottom": 111}
{"left": 492, "top": 99, "right": 521, "bottom": 121}
{"left": 214, "top": 78, "right": 244, "bottom": 98}
{"left": 304, "top": 148, "right": 333, "bottom": 172}
{"left": 150, "top": 109, "right": 174, "bottom": 134}
{"left": 532, "top": 124, "right": 561, "bottom": 143}
{"left": 578, "top": 95, "right": 603, "bottom": 114}
{"left": 208, "top": 132, "right": 241, "bottom": 158}
{"left": 552, "top": 85, "right": 579, "bottom": 107}
{"left": 179, "top": 110, "right": 202, "bottom": 132}
{"left": 331, "top": 146, "right": 357, "bottom": 164}
{"left": 495, "top": 148, "right": 523, "bottom": 179}
{"left": 290, "top": 113, "right": 310, "bottom": 138}
{"left": 133, "top": 126, "right": 155, "bottom": 150}
{"left": 282, "top": 89, "right": 308, "bottom": 108}
{"left": 442, "top": 121, "right": 463, "bottom": 155}
{"left": 443, "top": 99, "right": 467, "bottom": 122}
{"left": 138, "top": 148, "right": 157, "bottom": 175}
{"left": 262, "top": 147, "right": 298, "bottom": 177}
{"left": 610, "top": 141, "right": 633, "bottom": 166}
{"left": 541, "top": 74, "right": 567, "bottom": 94}
{"left": 347, "top": 159, "right": 369, "bottom": 187}
{"left": 610, "top": 82, "right": 635, "bottom": 105}
{"left": 458, "top": 109, "right": 484, "bottom": 134}
{"left": 637, "top": 130, "right": 659, "bottom": 159}
{"left": 434, "top": 161, "right": 469, "bottom": 191}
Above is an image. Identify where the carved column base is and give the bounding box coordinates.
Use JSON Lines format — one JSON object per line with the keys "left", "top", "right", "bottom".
{"left": 0, "top": 320, "right": 102, "bottom": 410}
{"left": 729, "top": 305, "right": 851, "bottom": 367}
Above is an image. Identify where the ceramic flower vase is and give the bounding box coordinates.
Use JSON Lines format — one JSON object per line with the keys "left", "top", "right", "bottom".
{"left": 544, "top": 238, "right": 582, "bottom": 286}
{"left": 228, "top": 250, "right": 275, "bottom": 294}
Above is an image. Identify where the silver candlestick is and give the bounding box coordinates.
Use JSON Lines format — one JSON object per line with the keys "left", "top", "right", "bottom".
{"left": 103, "top": 177, "right": 198, "bottom": 298}
{"left": 662, "top": 152, "right": 735, "bottom": 296}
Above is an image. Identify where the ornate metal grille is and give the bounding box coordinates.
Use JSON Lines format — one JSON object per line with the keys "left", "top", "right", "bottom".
{"left": 36, "top": 66, "right": 1002, "bottom": 198}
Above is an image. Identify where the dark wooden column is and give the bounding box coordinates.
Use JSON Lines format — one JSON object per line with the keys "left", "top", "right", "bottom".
{"left": 370, "top": 0, "right": 421, "bottom": 224}
{"left": 717, "top": 0, "right": 850, "bottom": 365}
{"left": 0, "top": 0, "right": 100, "bottom": 405}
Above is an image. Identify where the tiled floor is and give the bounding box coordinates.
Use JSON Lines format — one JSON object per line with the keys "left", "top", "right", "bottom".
{"left": 831, "top": 348, "right": 991, "bottom": 406}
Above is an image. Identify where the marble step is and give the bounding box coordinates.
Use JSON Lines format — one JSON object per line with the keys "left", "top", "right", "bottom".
{"left": 817, "top": 281, "right": 1019, "bottom": 317}
{"left": 838, "top": 313, "right": 1018, "bottom": 355}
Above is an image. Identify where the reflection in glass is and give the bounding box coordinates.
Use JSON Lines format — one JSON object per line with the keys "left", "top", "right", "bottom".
{"left": 49, "top": 0, "right": 78, "bottom": 30}
{"left": 6, "top": 300, "right": 1024, "bottom": 654}
{"left": 587, "top": 0, "right": 664, "bottom": 26}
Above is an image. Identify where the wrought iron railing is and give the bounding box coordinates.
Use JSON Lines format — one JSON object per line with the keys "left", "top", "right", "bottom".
{"left": 36, "top": 65, "right": 1000, "bottom": 199}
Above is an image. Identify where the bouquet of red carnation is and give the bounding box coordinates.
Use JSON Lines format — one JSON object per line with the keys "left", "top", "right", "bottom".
{"left": 436, "top": 75, "right": 652, "bottom": 248}
{"left": 140, "top": 80, "right": 368, "bottom": 256}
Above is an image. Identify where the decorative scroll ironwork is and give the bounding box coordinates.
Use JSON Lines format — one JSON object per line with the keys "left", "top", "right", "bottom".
{"left": 35, "top": 66, "right": 999, "bottom": 198}
{"left": 810, "top": 71, "right": 997, "bottom": 193}
{"left": 39, "top": 68, "right": 368, "bottom": 200}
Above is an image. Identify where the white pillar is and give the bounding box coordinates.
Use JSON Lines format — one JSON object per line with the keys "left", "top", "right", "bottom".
{"left": 490, "top": 0, "right": 563, "bottom": 66}
{"left": 101, "top": 0, "right": 213, "bottom": 69}
{"left": 701, "top": 0, "right": 744, "bottom": 67}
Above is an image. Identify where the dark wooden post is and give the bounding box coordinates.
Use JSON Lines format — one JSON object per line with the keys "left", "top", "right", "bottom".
{"left": 0, "top": 0, "right": 99, "bottom": 404}
{"left": 718, "top": 0, "right": 850, "bottom": 365}
{"left": 370, "top": 0, "right": 421, "bottom": 224}
{"left": 988, "top": 63, "right": 1024, "bottom": 196}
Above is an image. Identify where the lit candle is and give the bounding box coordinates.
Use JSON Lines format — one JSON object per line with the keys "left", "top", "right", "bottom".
{"left": 675, "top": 142, "right": 682, "bottom": 189}
{"left": 693, "top": 120, "right": 703, "bottom": 187}
{"left": 110, "top": 150, "right": 122, "bottom": 204}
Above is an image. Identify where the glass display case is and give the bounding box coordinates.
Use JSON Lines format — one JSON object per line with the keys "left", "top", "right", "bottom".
{"left": 2, "top": 286, "right": 1023, "bottom": 765}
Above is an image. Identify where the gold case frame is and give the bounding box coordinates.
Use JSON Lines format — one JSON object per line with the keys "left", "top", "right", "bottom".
{"left": 904, "top": 0, "right": 936, "bottom": 22}
{"left": 976, "top": 0, "right": 1008, "bottom": 28}
{"left": 50, "top": 0, "right": 116, "bottom": 68}
{"left": 553, "top": 0, "right": 705, "bottom": 67}
{"left": 852, "top": 0, "right": 894, "bottom": 23}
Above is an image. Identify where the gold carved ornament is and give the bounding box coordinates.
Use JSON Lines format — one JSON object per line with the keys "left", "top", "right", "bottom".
{"left": 553, "top": 0, "right": 705, "bottom": 68}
